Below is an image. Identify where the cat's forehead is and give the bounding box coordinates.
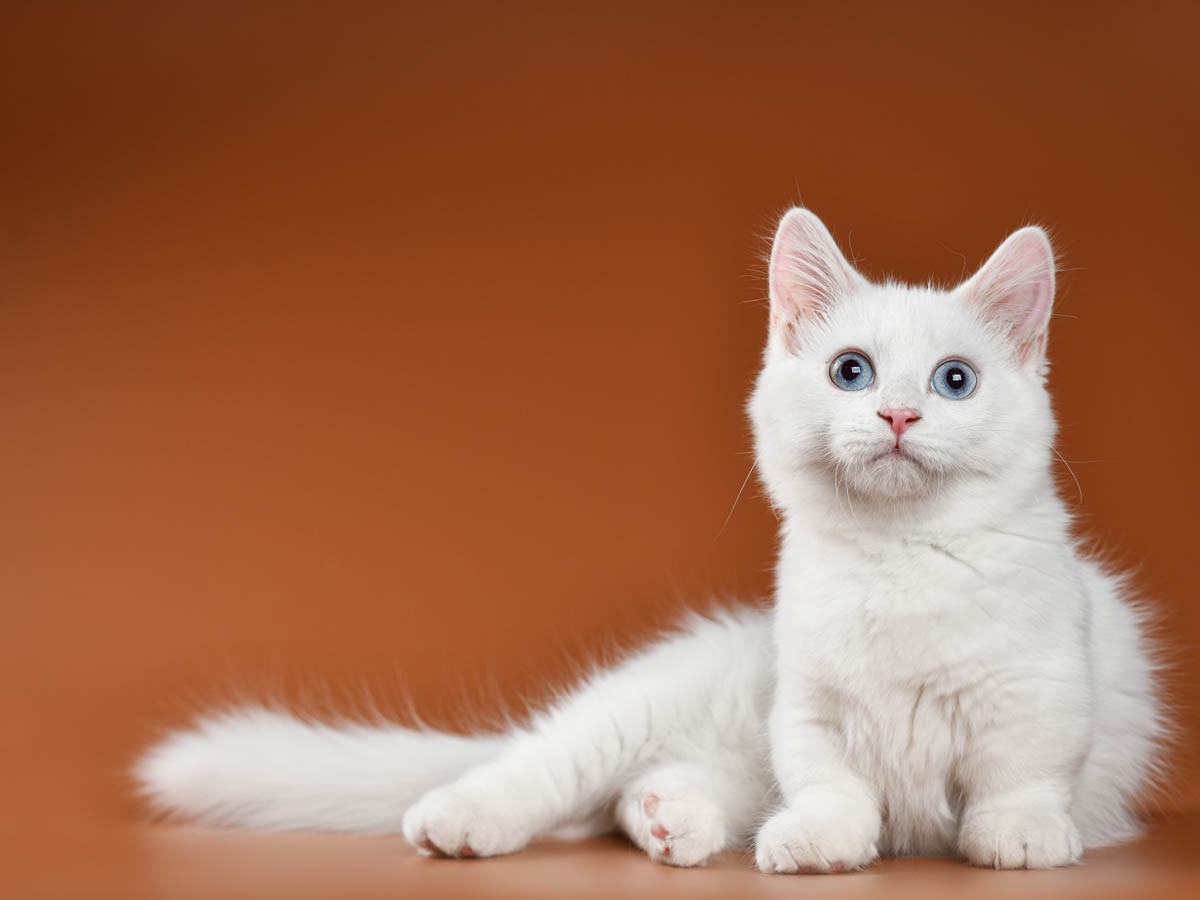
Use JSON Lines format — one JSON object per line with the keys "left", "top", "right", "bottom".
{"left": 817, "top": 284, "right": 991, "bottom": 365}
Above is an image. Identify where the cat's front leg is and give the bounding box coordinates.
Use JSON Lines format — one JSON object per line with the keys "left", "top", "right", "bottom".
{"left": 755, "top": 684, "right": 881, "bottom": 874}
{"left": 755, "top": 782, "right": 881, "bottom": 874}
{"left": 957, "top": 786, "right": 1082, "bottom": 870}
{"left": 955, "top": 680, "right": 1088, "bottom": 869}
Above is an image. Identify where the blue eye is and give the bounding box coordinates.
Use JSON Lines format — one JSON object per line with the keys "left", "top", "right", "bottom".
{"left": 829, "top": 351, "right": 874, "bottom": 391}
{"left": 931, "top": 359, "right": 978, "bottom": 399}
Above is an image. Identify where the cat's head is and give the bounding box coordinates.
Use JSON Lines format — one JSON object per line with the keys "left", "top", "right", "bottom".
{"left": 750, "top": 208, "right": 1059, "bottom": 519}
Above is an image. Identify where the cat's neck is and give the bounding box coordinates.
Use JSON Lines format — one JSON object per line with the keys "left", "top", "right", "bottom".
{"left": 775, "top": 462, "right": 1070, "bottom": 549}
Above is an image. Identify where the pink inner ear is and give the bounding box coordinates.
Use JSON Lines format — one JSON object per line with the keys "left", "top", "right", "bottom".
{"left": 768, "top": 209, "right": 863, "bottom": 332}
{"left": 964, "top": 227, "right": 1056, "bottom": 363}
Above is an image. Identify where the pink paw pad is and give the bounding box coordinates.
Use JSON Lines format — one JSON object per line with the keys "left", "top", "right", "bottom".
{"left": 642, "top": 794, "right": 660, "bottom": 815}
{"left": 650, "top": 822, "right": 668, "bottom": 840}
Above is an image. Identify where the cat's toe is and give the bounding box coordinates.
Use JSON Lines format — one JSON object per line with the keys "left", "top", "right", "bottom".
{"left": 959, "top": 804, "right": 1082, "bottom": 869}
{"left": 402, "top": 783, "right": 532, "bottom": 859}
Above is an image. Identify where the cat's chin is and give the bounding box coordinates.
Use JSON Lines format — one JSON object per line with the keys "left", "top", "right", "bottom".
{"left": 843, "top": 449, "right": 934, "bottom": 499}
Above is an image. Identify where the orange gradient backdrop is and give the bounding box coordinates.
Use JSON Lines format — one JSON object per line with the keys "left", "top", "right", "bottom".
{"left": 2, "top": 0, "right": 1198, "bottom": 865}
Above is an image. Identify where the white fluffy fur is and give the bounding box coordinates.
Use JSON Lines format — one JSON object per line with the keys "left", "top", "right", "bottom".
{"left": 136, "top": 209, "right": 1164, "bottom": 873}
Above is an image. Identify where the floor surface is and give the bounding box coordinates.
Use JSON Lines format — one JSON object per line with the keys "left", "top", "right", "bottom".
{"left": 8, "top": 811, "right": 1200, "bottom": 899}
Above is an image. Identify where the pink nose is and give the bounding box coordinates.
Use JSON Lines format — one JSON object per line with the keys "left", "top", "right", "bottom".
{"left": 879, "top": 407, "right": 921, "bottom": 438}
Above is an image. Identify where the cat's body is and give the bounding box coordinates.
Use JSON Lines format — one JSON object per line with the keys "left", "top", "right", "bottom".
{"left": 766, "top": 509, "right": 1155, "bottom": 863}
{"left": 137, "top": 209, "right": 1164, "bottom": 872}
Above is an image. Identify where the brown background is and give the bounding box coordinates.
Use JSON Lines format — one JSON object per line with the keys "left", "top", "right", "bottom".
{"left": 2, "top": 2, "right": 1198, "bottom": 897}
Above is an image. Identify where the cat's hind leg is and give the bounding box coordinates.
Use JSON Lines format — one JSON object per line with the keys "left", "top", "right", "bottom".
{"left": 614, "top": 762, "right": 753, "bottom": 867}
{"left": 402, "top": 609, "right": 772, "bottom": 860}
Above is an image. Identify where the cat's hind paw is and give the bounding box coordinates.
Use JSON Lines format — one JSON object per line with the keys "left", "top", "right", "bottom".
{"left": 402, "top": 782, "right": 533, "bottom": 859}
{"left": 619, "top": 786, "right": 729, "bottom": 867}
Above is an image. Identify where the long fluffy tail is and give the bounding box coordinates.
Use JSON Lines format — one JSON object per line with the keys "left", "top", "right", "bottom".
{"left": 134, "top": 708, "right": 507, "bottom": 833}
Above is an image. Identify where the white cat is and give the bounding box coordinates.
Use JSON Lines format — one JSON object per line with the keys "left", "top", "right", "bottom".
{"left": 136, "top": 209, "right": 1164, "bottom": 872}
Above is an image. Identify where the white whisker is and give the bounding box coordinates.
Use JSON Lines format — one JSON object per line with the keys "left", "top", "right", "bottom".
{"left": 1051, "top": 446, "right": 1084, "bottom": 506}
{"left": 716, "top": 458, "right": 759, "bottom": 540}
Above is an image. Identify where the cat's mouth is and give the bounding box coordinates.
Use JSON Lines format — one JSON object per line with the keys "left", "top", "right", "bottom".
{"left": 840, "top": 445, "right": 934, "bottom": 498}
{"left": 874, "top": 444, "right": 923, "bottom": 467}
{"left": 825, "top": 437, "right": 941, "bottom": 498}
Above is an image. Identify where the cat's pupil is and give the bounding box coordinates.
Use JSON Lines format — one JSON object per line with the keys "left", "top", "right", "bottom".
{"left": 841, "top": 360, "right": 862, "bottom": 382}
{"left": 947, "top": 368, "right": 965, "bottom": 388}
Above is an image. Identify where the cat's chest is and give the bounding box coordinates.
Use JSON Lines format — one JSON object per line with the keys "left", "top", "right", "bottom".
{"left": 781, "top": 544, "right": 987, "bottom": 853}
{"left": 773, "top": 530, "right": 1081, "bottom": 855}
{"left": 780, "top": 539, "right": 1002, "bottom": 684}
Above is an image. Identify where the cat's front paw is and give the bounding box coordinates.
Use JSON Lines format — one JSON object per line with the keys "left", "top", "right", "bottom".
{"left": 402, "top": 781, "right": 533, "bottom": 859}
{"left": 959, "top": 803, "right": 1082, "bottom": 869}
{"left": 754, "top": 788, "right": 881, "bottom": 874}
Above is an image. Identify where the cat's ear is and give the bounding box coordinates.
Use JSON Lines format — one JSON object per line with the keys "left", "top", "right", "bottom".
{"left": 768, "top": 208, "right": 865, "bottom": 347}
{"left": 959, "top": 226, "right": 1056, "bottom": 365}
